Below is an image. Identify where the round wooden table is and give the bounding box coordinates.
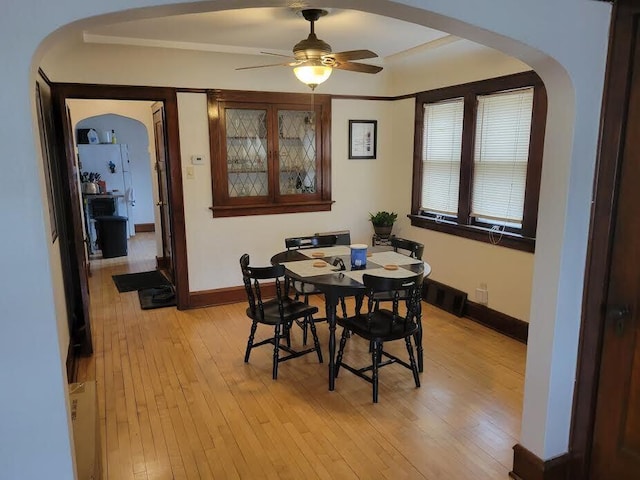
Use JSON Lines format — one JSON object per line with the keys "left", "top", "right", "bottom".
{"left": 271, "top": 246, "right": 431, "bottom": 390}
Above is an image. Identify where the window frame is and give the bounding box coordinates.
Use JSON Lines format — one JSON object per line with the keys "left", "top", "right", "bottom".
{"left": 410, "top": 71, "right": 547, "bottom": 253}
{"left": 208, "top": 90, "right": 333, "bottom": 218}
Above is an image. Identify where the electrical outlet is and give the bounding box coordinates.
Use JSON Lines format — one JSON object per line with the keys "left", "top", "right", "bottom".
{"left": 475, "top": 285, "right": 489, "bottom": 305}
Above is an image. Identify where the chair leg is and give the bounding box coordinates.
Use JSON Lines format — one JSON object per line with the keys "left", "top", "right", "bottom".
{"left": 339, "top": 296, "right": 348, "bottom": 319}
{"left": 244, "top": 320, "right": 258, "bottom": 363}
{"left": 307, "top": 314, "right": 323, "bottom": 364}
{"left": 272, "top": 324, "right": 281, "bottom": 380}
{"left": 284, "top": 322, "right": 291, "bottom": 348}
{"left": 414, "top": 322, "right": 423, "bottom": 373}
{"left": 405, "top": 336, "right": 420, "bottom": 388}
{"left": 301, "top": 294, "right": 310, "bottom": 345}
{"left": 372, "top": 341, "right": 381, "bottom": 403}
{"left": 335, "top": 328, "right": 349, "bottom": 378}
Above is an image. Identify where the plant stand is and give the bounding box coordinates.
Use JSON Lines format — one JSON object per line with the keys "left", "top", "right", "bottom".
{"left": 372, "top": 233, "right": 394, "bottom": 246}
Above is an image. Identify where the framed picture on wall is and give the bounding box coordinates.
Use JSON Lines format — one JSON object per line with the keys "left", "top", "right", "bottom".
{"left": 348, "top": 120, "right": 377, "bottom": 159}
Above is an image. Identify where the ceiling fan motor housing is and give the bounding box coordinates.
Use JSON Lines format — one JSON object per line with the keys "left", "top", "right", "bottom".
{"left": 293, "top": 34, "right": 332, "bottom": 61}
{"left": 293, "top": 9, "right": 333, "bottom": 61}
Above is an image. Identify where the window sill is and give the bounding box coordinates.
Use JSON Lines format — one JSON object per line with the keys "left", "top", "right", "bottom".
{"left": 408, "top": 214, "right": 535, "bottom": 253}
{"left": 210, "top": 200, "right": 334, "bottom": 218}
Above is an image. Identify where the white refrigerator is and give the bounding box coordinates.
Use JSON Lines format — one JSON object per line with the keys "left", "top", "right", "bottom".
{"left": 78, "top": 144, "right": 135, "bottom": 237}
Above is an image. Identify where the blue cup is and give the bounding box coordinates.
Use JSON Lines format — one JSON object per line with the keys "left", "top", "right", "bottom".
{"left": 350, "top": 244, "right": 368, "bottom": 270}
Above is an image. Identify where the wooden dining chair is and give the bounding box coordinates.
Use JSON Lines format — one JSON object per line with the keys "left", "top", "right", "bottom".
{"left": 285, "top": 234, "right": 338, "bottom": 250}
{"left": 390, "top": 236, "right": 424, "bottom": 260}
{"left": 240, "top": 254, "right": 323, "bottom": 379}
{"left": 373, "top": 236, "right": 426, "bottom": 372}
{"left": 284, "top": 234, "right": 348, "bottom": 344}
{"left": 335, "top": 272, "right": 424, "bottom": 403}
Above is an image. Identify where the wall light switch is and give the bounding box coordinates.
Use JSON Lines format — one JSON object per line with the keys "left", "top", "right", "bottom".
{"left": 191, "top": 155, "right": 205, "bottom": 165}
{"left": 186, "top": 166, "right": 195, "bottom": 179}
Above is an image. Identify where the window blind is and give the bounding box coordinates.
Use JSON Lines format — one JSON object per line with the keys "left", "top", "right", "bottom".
{"left": 471, "top": 87, "right": 533, "bottom": 225}
{"left": 421, "top": 98, "right": 464, "bottom": 216}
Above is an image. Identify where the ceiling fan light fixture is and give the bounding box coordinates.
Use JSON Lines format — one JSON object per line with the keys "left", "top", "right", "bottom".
{"left": 293, "top": 63, "right": 332, "bottom": 90}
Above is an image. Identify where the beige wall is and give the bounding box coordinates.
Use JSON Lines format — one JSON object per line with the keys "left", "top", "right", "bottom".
{"left": 175, "top": 90, "right": 535, "bottom": 320}
{"left": 387, "top": 37, "right": 531, "bottom": 95}
{"left": 178, "top": 94, "right": 397, "bottom": 290}
{"left": 46, "top": 40, "right": 534, "bottom": 319}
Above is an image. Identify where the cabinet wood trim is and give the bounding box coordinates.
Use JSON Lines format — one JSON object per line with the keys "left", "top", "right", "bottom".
{"left": 207, "top": 90, "right": 332, "bottom": 217}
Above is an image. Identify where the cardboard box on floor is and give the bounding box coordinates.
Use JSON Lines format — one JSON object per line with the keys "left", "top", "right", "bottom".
{"left": 69, "top": 382, "right": 102, "bottom": 480}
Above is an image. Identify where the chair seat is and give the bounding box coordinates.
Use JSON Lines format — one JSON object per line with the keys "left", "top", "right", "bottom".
{"left": 246, "top": 297, "right": 319, "bottom": 325}
{"left": 337, "top": 310, "right": 419, "bottom": 342}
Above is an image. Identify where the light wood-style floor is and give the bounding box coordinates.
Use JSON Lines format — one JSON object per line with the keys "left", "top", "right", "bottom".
{"left": 77, "top": 233, "right": 526, "bottom": 480}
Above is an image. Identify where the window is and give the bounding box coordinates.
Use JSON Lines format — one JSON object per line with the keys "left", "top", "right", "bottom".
{"left": 208, "top": 90, "right": 333, "bottom": 217}
{"left": 410, "top": 72, "right": 546, "bottom": 252}
{"left": 421, "top": 98, "right": 463, "bottom": 217}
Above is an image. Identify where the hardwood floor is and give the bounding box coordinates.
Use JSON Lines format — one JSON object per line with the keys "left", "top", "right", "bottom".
{"left": 77, "top": 233, "right": 526, "bottom": 479}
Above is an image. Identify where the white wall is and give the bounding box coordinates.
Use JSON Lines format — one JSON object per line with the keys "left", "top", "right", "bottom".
{"left": 0, "top": 1, "right": 611, "bottom": 478}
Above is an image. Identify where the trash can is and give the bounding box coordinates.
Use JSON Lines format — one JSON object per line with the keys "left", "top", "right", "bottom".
{"left": 95, "top": 216, "right": 128, "bottom": 258}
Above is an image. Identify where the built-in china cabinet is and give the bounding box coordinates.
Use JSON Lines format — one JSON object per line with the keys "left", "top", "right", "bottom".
{"left": 208, "top": 90, "right": 332, "bottom": 217}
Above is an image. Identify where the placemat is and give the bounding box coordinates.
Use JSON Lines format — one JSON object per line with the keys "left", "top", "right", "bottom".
{"left": 299, "top": 245, "right": 352, "bottom": 258}
{"left": 280, "top": 259, "right": 340, "bottom": 277}
{"left": 343, "top": 267, "right": 417, "bottom": 285}
{"left": 368, "top": 251, "right": 423, "bottom": 266}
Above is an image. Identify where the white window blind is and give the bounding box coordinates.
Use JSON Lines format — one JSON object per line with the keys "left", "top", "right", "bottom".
{"left": 421, "top": 98, "right": 464, "bottom": 216}
{"left": 471, "top": 87, "right": 534, "bottom": 225}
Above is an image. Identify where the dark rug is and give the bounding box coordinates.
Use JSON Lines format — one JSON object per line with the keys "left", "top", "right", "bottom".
{"left": 138, "top": 286, "right": 176, "bottom": 310}
{"left": 112, "top": 270, "right": 171, "bottom": 293}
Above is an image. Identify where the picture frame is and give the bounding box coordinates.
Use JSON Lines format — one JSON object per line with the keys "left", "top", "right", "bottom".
{"left": 348, "top": 120, "right": 377, "bottom": 159}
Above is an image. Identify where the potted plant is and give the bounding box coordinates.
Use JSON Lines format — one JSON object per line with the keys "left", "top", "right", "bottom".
{"left": 369, "top": 211, "right": 398, "bottom": 239}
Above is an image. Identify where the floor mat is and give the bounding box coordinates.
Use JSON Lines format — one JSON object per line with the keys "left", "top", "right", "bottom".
{"left": 138, "top": 286, "right": 176, "bottom": 310}
{"left": 112, "top": 270, "right": 171, "bottom": 293}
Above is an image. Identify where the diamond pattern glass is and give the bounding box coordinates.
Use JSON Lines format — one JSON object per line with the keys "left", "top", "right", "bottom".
{"left": 278, "top": 110, "right": 317, "bottom": 195}
{"left": 226, "top": 109, "right": 268, "bottom": 197}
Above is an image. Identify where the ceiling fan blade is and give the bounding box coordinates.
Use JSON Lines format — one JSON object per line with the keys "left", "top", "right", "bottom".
{"left": 235, "top": 62, "right": 295, "bottom": 71}
{"left": 334, "top": 62, "right": 383, "bottom": 74}
{"left": 329, "top": 50, "right": 378, "bottom": 62}
{"left": 260, "top": 51, "right": 295, "bottom": 59}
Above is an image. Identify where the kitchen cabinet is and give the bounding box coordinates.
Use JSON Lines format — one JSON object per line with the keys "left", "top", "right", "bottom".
{"left": 208, "top": 90, "right": 332, "bottom": 217}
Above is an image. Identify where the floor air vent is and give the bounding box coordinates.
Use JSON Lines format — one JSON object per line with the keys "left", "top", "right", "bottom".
{"left": 423, "top": 279, "right": 467, "bottom": 317}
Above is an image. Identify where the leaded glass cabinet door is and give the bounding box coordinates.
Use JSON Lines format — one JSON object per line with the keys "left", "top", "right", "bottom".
{"left": 225, "top": 108, "right": 268, "bottom": 198}
{"left": 277, "top": 109, "right": 318, "bottom": 197}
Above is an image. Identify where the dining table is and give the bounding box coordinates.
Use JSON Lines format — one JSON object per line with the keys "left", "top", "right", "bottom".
{"left": 271, "top": 245, "right": 431, "bottom": 391}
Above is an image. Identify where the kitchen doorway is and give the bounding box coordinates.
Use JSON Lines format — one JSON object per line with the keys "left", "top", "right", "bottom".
{"left": 50, "top": 84, "right": 188, "bottom": 314}
{"left": 69, "top": 107, "right": 159, "bottom": 268}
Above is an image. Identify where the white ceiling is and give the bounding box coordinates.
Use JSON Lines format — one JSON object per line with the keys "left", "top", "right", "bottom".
{"left": 83, "top": 7, "right": 452, "bottom": 62}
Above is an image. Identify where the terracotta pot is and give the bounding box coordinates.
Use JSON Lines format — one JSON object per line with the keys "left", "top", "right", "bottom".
{"left": 373, "top": 225, "right": 393, "bottom": 239}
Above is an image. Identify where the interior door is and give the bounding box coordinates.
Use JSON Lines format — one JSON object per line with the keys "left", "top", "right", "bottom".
{"left": 46, "top": 83, "right": 93, "bottom": 376}
{"left": 589, "top": 20, "right": 640, "bottom": 480}
{"left": 152, "top": 103, "right": 173, "bottom": 280}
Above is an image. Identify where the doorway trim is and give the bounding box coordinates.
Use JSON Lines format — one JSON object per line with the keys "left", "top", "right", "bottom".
{"left": 51, "top": 83, "right": 189, "bottom": 309}
{"left": 569, "top": 1, "right": 634, "bottom": 478}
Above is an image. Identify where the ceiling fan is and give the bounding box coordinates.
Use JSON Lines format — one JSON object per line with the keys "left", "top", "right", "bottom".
{"left": 237, "top": 9, "right": 383, "bottom": 90}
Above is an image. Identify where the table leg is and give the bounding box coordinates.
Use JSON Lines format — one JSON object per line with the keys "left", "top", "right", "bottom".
{"left": 325, "top": 296, "right": 338, "bottom": 391}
